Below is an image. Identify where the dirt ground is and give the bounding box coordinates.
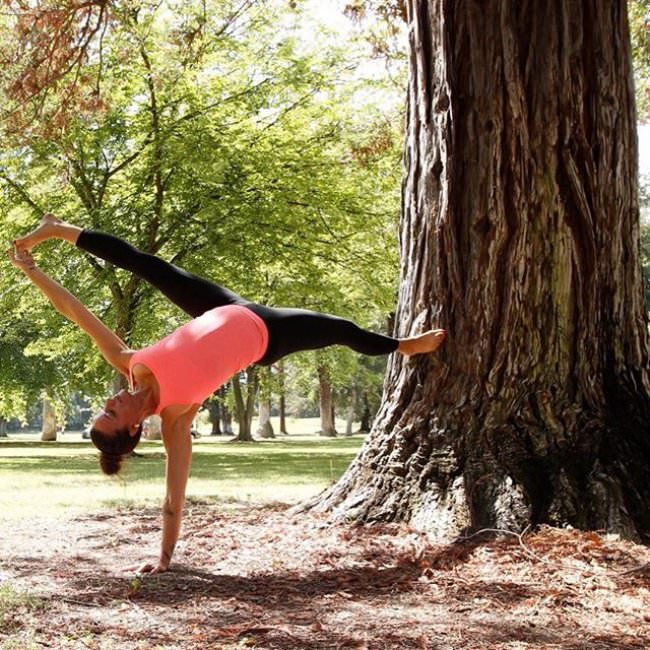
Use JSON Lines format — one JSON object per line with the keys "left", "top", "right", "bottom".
{"left": 1, "top": 502, "right": 649, "bottom": 650}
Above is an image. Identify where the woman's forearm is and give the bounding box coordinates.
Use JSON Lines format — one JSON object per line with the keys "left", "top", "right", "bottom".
{"left": 20, "top": 263, "right": 129, "bottom": 373}
{"left": 160, "top": 496, "right": 184, "bottom": 569}
{"left": 24, "top": 266, "right": 81, "bottom": 320}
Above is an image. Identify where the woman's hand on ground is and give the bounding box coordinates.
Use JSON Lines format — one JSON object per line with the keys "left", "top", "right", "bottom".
{"left": 126, "top": 560, "right": 169, "bottom": 576}
{"left": 6, "top": 247, "right": 37, "bottom": 272}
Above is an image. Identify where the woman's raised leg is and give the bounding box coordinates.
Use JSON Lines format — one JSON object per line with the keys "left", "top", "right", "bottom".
{"left": 15, "top": 215, "right": 245, "bottom": 318}
{"left": 75, "top": 230, "right": 247, "bottom": 317}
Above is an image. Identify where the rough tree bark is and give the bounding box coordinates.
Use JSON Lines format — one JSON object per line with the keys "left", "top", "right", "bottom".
{"left": 314, "top": 1, "right": 650, "bottom": 541}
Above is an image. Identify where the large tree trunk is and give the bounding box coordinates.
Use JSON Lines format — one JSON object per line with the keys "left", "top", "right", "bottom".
{"left": 41, "top": 397, "right": 57, "bottom": 441}
{"left": 317, "top": 364, "right": 337, "bottom": 437}
{"left": 314, "top": 1, "right": 650, "bottom": 541}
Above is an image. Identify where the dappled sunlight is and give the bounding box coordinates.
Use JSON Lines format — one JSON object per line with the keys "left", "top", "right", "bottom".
{"left": 1, "top": 504, "right": 649, "bottom": 649}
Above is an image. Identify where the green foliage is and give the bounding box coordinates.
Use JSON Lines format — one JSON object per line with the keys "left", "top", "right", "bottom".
{"left": 630, "top": 0, "right": 650, "bottom": 121}
{"left": 0, "top": 0, "right": 403, "bottom": 418}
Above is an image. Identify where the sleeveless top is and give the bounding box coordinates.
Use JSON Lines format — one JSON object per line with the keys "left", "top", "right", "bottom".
{"left": 129, "top": 305, "right": 268, "bottom": 414}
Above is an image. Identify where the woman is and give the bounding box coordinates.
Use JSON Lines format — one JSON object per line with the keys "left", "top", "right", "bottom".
{"left": 9, "top": 214, "right": 446, "bottom": 573}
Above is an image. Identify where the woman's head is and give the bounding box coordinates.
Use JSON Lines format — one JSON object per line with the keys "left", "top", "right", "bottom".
{"left": 90, "top": 423, "right": 143, "bottom": 474}
{"left": 89, "top": 389, "right": 145, "bottom": 475}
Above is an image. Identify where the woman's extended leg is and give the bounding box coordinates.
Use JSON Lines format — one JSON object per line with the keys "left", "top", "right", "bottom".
{"left": 246, "top": 304, "right": 445, "bottom": 366}
{"left": 75, "top": 230, "right": 247, "bottom": 318}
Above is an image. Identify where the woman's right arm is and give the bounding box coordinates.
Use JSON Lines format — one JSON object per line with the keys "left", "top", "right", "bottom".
{"left": 133, "top": 405, "right": 198, "bottom": 575}
{"left": 7, "top": 248, "right": 130, "bottom": 375}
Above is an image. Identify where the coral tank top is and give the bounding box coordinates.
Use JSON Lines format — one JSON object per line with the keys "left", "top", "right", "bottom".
{"left": 129, "top": 305, "right": 268, "bottom": 414}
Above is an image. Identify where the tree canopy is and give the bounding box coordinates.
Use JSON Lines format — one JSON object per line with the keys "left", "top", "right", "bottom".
{"left": 0, "top": 0, "right": 403, "bottom": 421}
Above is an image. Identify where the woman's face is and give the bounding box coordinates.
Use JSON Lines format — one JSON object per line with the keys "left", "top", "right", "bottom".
{"left": 92, "top": 389, "right": 141, "bottom": 436}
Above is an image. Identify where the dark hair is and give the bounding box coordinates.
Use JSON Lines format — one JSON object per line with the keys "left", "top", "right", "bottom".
{"left": 90, "top": 423, "right": 143, "bottom": 475}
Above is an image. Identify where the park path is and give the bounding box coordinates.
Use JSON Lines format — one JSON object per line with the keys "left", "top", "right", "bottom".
{"left": 1, "top": 502, "right": 650, "bottom": 649}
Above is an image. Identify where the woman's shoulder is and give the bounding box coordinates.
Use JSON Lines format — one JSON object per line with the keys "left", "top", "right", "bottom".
{"left": 130, "top": 359, "right": 156, "bottom": 383}
{"left": 160, "top": 403, "right": 201, "bottom": 429}
{"left": 112, "top": 348, "right": 136, "bottom": 378}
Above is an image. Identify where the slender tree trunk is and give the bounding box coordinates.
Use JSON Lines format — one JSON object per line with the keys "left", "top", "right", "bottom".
{"left": 222, "top": 404, "right": 233, "bottom": 435}
{"left": 257, "top": 366, "right": 275, "bottom": 438}
{"left": 0, "top": 416, "right": 7, "bottom": 437}
{"left": 345, "top": 385, "right": 358, "bottom": 436}
{"left": 232, "top": 375, "right": 251, "bottom": 441}
{"left": 41, "top": 397, "right": 57, "bottom": 441}
{"left": 279, "top": 393, "right": 288, "bottom": 434}
{"left": 318, "top": 364, "right": 337, "bottom": 437}
{"left": 220, "top": 383, "right": 233, "bottom": 434}
{"left": 207, "top": 398, "right": 222, "bottom": 435}
{"left": 257, "top": 399, "right": 275, "bottom": 438}
{"left": 278, "top": 361, "right": 288, "bottom": 435}
{"left": 232, "top": 368, "right": 258, "bottom": 441}
{"left": 345, "top": 403, "right": 354, "bottom": 436}
{"left": 359, "top": 391, "right": 372, "bottom": 433}
{"left": 314, "top": 1, "right": 650, "bottom": 541}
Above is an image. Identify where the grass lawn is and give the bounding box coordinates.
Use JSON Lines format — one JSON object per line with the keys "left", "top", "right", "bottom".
{"left": 0, "top": 418, "right": 365, "bottom": 520}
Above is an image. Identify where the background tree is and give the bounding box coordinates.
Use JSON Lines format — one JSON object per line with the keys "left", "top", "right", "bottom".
{"left": 317, "top": 359, "right": 337, "bottom": 437}
{"left": 315, "top": 0, "right": 650, "bottom": 541}
{"left": 41, "top": 396, "right": 57, "bottom": 441}
{"left": 0, "top": 278, "right": 64, "bottom": 430}
{"left": 230, "top": 369, "right": 258, "bottom": 442}
{"left": 1, "top": 0, "right": 402, "bottom": 427}
{"left": 629, "top": 0, "right": 650, "bottom": 121}
{"left": 256, "top": 367, "right": 275, "bottom": 439}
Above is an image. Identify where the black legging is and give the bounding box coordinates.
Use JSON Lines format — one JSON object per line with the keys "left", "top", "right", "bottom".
{"left": 76, "top": 230, "right": 398, "bottom": 366}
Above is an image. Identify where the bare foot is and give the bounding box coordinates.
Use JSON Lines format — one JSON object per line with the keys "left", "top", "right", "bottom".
{"left": 398, "top": 329, "right": 447, "bottom": 356}
{"left": 14, "top": 213, "right": 62, "bottom": 251}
